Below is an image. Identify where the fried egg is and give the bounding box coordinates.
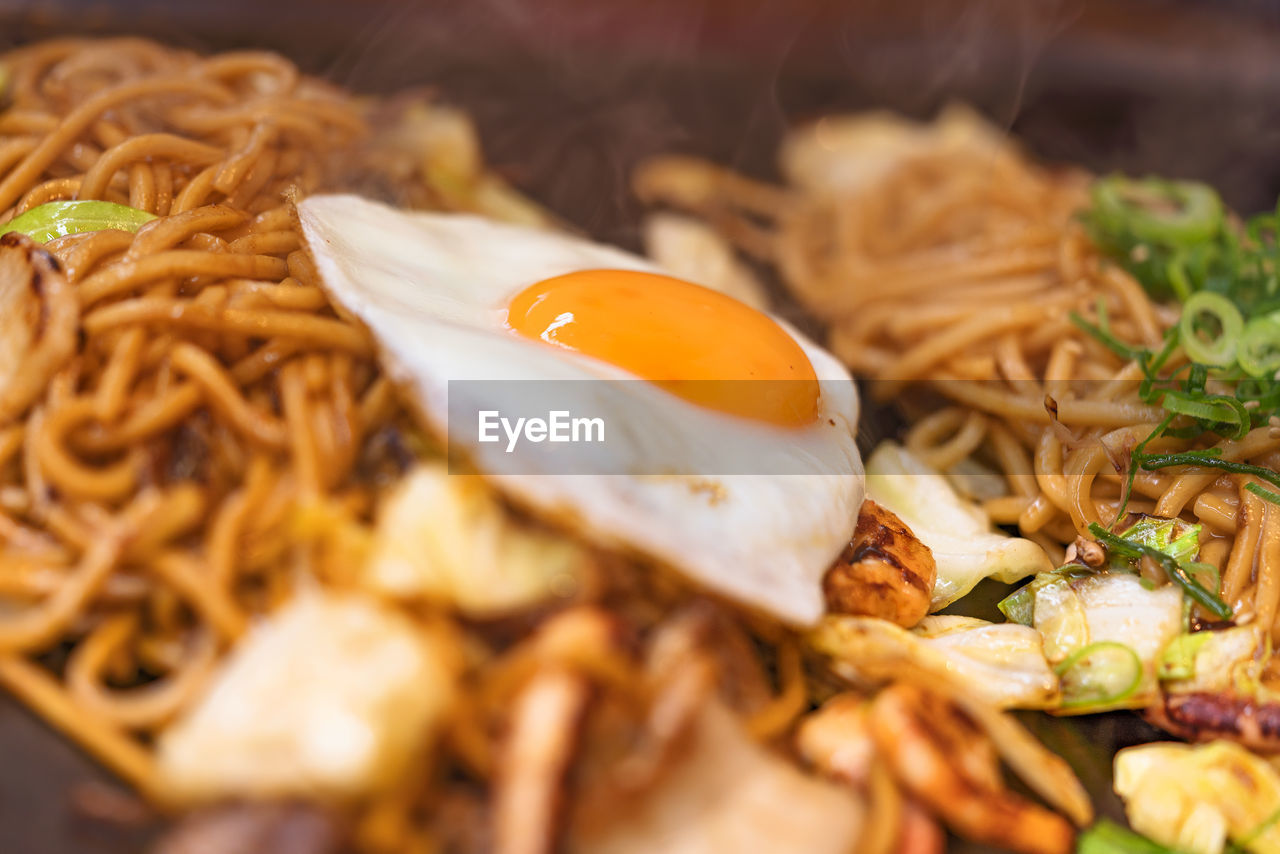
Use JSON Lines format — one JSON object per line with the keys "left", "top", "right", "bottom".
{"left": 298, "top": 195, "right": 863, "bottom": 625}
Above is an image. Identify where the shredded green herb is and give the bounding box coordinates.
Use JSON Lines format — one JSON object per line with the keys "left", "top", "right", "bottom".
{"left": 1088, "top": 523, "right": 1232, "bottom": 619}
{"left": 1246, "top": 482, "right": 1280, "bottom": 507}
{"left": 1079, "top": 174, "right": 1280, "bottom": 523}
{"left": 1141, "top": 453, "right": 1280, "bottom": 492}
{"left": 1069, "top": 311, "right": 1145, "bottom": 363}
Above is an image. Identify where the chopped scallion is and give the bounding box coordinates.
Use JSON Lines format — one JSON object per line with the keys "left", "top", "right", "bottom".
{"left": 0, "top": 200, "right": 156, "bottom": 244}
{"left": 1179, "top": 291, "right": 1243, "bottom": 367}
{"left": 1054, "top": 640, "right": 1143, "bottom": 710}
{"left": 1088, "top": 523, "right": 1231, "bottom": 620}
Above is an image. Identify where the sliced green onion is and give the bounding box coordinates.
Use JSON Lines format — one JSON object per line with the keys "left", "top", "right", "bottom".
{"left": 1077, "top": 819, "right": 1189, "bottom": 854}
{"left": 1054, "top": 640, "right": 1143, "bottom": 710}
{"left": 1179, "top": 291, "right": 1244, "bottom": 367}
{"left": 1165, "top": 251, "right": 1195, "bottom": 302}
{"left": 1069, "top": 311, "right": 1145, "bottom": 362}
{"left": 997, "top": 585, "right": 1035, "bottom": 626}
{"left": 1159, "top": 391, "right": 1250, "bottom": 440}
{"left": 1092, "top": 176, "right": 1224, "bottom": 246}
{"left": 1160, "top": 391, "right": 1241, "bottom": 423}
{"left": 1141, "top": 453, "right": 1280, "bottom": 492}
{"left": 1239, "top": 315, "right": 1280, "bottom": 378}
{"left": 1157, "top": 631, "right": 1212, "bottom": 680}
{"left": 0, "top": 200, "right": 157, "bottom": 244}
{"left": 1089, "top": 522, "right": 1232, "bottom": 620}
{"left": 1118, "top": 515, "right": 1202, "bottom": 565}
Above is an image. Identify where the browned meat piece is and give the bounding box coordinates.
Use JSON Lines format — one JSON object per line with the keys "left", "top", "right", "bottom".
{"left": 868, "top": 684, "right": 1076, "bottom": 854}
{"left": 823, "top": 499, "right": 937, "bottom": 627}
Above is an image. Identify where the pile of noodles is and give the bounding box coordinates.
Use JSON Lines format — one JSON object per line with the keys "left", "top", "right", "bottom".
{"left": 636, "top": 112, "right": 1280, "bottom": 636}
{"left": 0, "top": 36, "right": 448, "bottom": 794}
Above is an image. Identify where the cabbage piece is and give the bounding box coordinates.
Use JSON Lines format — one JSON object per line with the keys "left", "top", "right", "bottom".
{"left": 156, "top": 591, "right": 456, "bottom": 803}
{"left": 1115, "top": 741, "right": 1280, "bottom": 854}
{"left": 780, "top": 103, "right": 1007, "bottom": 196}
{"left": 568, "top": 702, "right": 863, "bottom": 854}
{"left": 1159, "top": 626, "right": 1266, "bottom": 695}
{"left": 1117, "top": 515, "right": 1202, "bottom": 566}
{"left": 809, "top": 614, "right": 1059, "bottom": 709}
{"left": 365, "top": 463, "right": 589, "bottom": 616}
{"left": 1027, "top": 571, "right": 1182, "bottom": 712}
{"left": 864, "top": 442, "right": 1052, "bottom": 610}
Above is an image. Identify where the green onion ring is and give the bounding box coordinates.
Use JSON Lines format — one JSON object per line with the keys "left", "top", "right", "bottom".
{"left": 1054, "top": 640, "right": 1143, "bottom": 710}
{"left": 1178, "top": 291, "right": 1243, "bottom": 367}
{"left": 1091, "top": 176, "right": 1223, "bottom": 246}
{"left": 1239, "top": 315, "right": 1280, "bottom": 378}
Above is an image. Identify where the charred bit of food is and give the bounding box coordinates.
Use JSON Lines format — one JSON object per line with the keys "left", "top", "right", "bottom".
{"left": 1147, "top": 627, "right": 1280, "bottom": 750}
{"left": 0, "top": 232, "right": 78, "bottom": 425}
{"left": 1064, "top": 536, "right": 1107, "bottom": 568}
{"left": 1150, "top": 692, "right": 1280, "bottom": 750}
{"left": 824, "top": 499, "right": 937, "bottom": 627}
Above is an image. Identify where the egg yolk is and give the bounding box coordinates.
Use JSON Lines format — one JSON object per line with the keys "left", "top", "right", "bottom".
{"left": 506, "top": 269, "right": 820, "bottom": 427}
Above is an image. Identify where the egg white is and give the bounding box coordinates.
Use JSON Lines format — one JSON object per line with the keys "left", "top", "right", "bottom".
{"left": 299, "top": 194, "right": 863, "bottom": 625}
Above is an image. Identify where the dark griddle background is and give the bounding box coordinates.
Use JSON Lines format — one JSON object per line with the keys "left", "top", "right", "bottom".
{"left": 0, "top": 0, "right": 1276, "bottom": 851}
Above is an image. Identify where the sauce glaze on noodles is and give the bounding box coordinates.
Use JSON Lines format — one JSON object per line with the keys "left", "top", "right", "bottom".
{"left": 0, "top": 37, "right": 480, "bottom": 803}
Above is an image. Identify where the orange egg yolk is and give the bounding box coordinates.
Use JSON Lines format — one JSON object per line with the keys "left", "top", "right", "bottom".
{"left": 506, "top": 269, "right": 820, "bottom": 428}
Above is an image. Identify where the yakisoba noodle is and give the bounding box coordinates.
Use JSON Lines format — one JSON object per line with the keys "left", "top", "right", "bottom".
{"left": 0, "top": 38, "right": 570, "bottom": 804}
{"left": 0, "top": 38, "right": 840, "bottom": 849}
{"left": 0, "top": 38, "right": 407, "bottom": 798}
{"left": 636, "top": 113, "right": 1280, "bottom": 630}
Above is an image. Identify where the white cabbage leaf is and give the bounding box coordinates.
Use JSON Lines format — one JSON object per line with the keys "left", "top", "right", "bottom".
{"left": 1029, "top": 571, "right": 1183, "bottom": 712}
{"left": 157, "top": 590, "right": 456, "bottom": 803}
{"left": 865, "top": 442, "right": 1052, "bottom": 610}
{"left": 809, "top": 614, "right": 1059, "bottom": 709}
{"left": 1115, "top": 741, "right": 1280, "bottom": 854}
{"left": 365, "top": 462, "right": 589, "bottom": 616}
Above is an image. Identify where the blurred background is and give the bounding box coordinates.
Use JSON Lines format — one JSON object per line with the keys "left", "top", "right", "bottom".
{"left": 4, "top": 0, "right": 1280, "bottom": 245}
{"left": 1, "top": 0, "right": 1278, "bottom": 850}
